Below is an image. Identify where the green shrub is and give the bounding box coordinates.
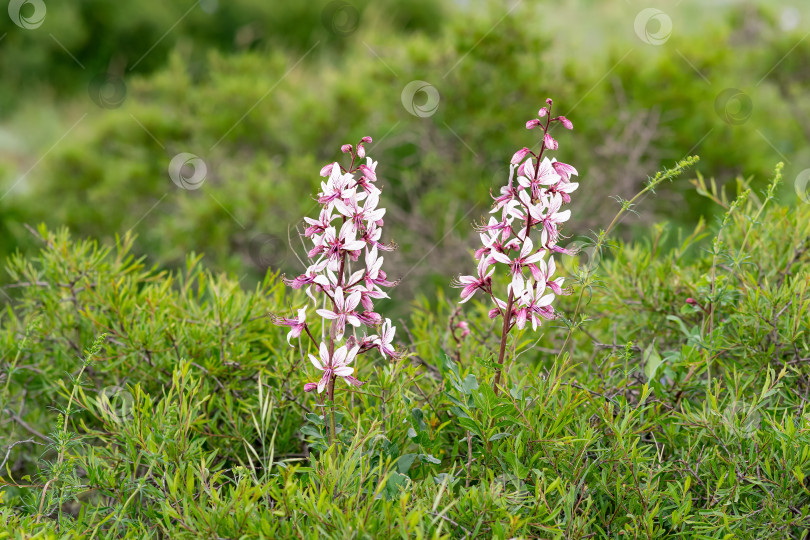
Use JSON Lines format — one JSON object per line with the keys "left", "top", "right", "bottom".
{"left": 2, "top": 160, "right": 809, "bottom": 537}
{"left": 0, "top": 0, "right": 445, "bottom": 113}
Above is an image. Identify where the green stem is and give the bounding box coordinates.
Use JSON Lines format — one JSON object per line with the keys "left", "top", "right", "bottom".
{"left": 554, "top": 157, "right": 699, "bottom": 366}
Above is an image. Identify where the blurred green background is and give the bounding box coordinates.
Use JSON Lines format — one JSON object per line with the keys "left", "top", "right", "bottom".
{"left": 1, "top": 0, "right": 808, "bottom": 307}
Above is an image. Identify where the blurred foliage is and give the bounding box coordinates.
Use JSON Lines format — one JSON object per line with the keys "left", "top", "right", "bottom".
{"left": 0, "top": 0, "right": 444, "bottom": 113}
{"left": 1, "top": 1, "right": 810, "bottom": 306}
{"left": 1, "top": 165, "right": 809, "bottom": 536}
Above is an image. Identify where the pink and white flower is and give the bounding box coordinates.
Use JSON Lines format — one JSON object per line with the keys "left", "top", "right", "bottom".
{"left": 515, "top": 287, "right": 555, "bottom": 331}
{"left": 307, "top": 342, "right": 363, "bottom": 393}
{"left": 530, "top": 255, "right": 566, "bottom": 295}
{"left": 317, "top": 165, "right": 357, "bottom": 208}
{"left": 489, "top": 237, "right": 544, "bottom": 277}
{"left": 310, "top": 221, "right": 366, "bottom": 261}
{"left": 371, "top": 318, "right": 397, "bottom": 360}
{"left": 304, "top": 207, "right": 336, "bottom": 238}
{"left": 453, "top": 261, "right": 495, "bottom": 304}
{"left": 537, "top": 193, "right": 571, "bottom": 246}
{"left": 284, "top": 258, "right": 328, "bottom": 293}
{"left": 272, "top": 307, "right": 308, "bottom": 346}
{"left": 551, "top": 159, "right": 578, "bottom": 182}
{"left": 316, "top": 286, "right": 362, "bottom": 340}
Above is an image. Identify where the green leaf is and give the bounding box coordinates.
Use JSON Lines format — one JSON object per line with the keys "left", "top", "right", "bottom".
{"left": 666, "top": 315, "right": 691, "bottom": 338}
{"left": 396, "top": 453, "right": 418, "bottom": 474}
{"left": 411, "top": 408, "right": 427, "bottom": 431}
{"left": 441, "top": 353, "right": 459, "bottom": 378}
{"left": 492, "top": 403, "right": 515, "bottom": 417}
{"left": 476, "top": 355, "right": 498, "bottom": 371}
{"left": 457, "top": 418, "right": 484, "bottom": 439}
{"left": 505, "top": 452, "right": 529, "bottom": 479}
{"left": 300, "top": 425, "right": 323, "bottom": 439}
{"left": 433, "top": 473, "right": 454, "bottom": 485}
{"left": 384, "top": 472, "right": 410, "bottom": 500}
{"left": 448, "top": 404, "right": 470, "bottom": 418}
{"left": 461, "top": 374, "right": 479, "bottom": 394}
{"left": 418, "top": 453, "right": 441, "bottom": 465}
{"left": 475, "top": 383, "right": 499, "bottom": 414}
{"left": 644, "top": 342, "right": 663, "bottom": 382}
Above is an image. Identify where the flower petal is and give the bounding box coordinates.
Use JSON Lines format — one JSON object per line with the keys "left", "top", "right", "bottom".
{"left": 309, "top": 353, "right": 324, "bottom": 371}
{"left": 332, "top": 345, "right": 348, "bottom": 367}
{"left": 334, "top": 366, "right": 354, "bottom": 377}
{"left": 317, "top": 371, "right": 330, "bottom": 393}
{"left": 316, "top": 309, "right": 338, "bottom": 320}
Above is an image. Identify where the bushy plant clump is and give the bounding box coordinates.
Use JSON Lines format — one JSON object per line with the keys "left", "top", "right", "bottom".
{"left": 0, "top": 0, "right": 445, "bottom": 113}
{"left": 1, "top": 148, "right": 808, "bottom": 537}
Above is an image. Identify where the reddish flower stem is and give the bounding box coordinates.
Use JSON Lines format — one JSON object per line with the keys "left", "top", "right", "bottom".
{"left": 326, "top": 236, "right": 347, "bottom": 446}
{"left": 327, "top": 375, "right": 336, "bottom": 445}
{"left": 492, "top": 289, "right": 515, "bottom": 395}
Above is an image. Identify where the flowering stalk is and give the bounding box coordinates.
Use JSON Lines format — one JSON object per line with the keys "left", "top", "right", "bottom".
{"left": 453, "top": 99, "right": 578, "bottom": 395}
{"left": 273, "top": 136, "right": 399, "bottom": 445}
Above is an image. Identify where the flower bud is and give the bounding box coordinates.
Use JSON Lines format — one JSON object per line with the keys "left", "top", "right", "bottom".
{"left": 526, "top": 119, "right": 542, "bottom": 129}
{"left": 511, "top": 147, "right": 531, "bottom": 164}
{"left": 360, "top": 136, "right": 373, "bottom": 144}
{"left": 537, "top": 107, "right": 548, "bottom": 118}
{"left": 544, "top": 133, "right": 558, "bottom": 150}
{"left": 456, "top": 321, "right": 470, "bottom": 338}
{"left": 358, "top": 164, "right": 376, "bottom": 182}
{"left": 319, "top": 163, "right": 334, "bottom": 177}
{"left": 341, "top": 144, "right": 353, "bottom": 154}
{"left": 555, "top": 116, "right": 573, "bottom": 129}
{"left": 357, "top": 144, "right": 366, "bottom": 158}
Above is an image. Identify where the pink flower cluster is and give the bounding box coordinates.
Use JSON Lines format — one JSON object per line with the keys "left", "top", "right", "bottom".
{"left": 453, "top": 99, "right": 578, "bottom": 331}
{"left": 273, "top": 137, "right": 398, "bottom": 393}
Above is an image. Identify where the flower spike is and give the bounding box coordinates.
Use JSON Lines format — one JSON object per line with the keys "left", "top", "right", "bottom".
{"left": 453, "top": 100, "right": 578, "bottom": 394}
{"left": 273, "top": 136, "right": 400, "bottom": 444}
